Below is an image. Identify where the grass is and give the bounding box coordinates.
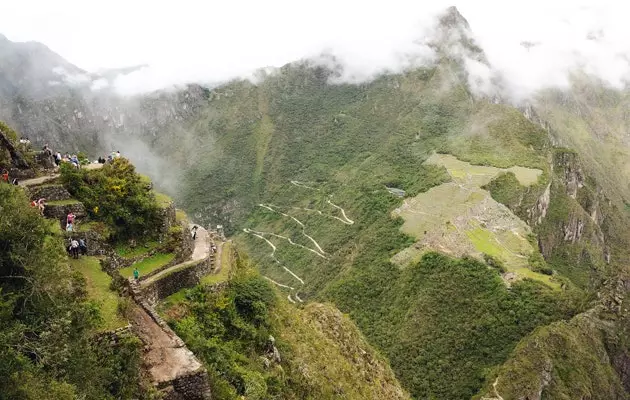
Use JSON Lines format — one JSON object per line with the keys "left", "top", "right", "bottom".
{"left": 47, "top": 198, "right": 81, "bottom": 206}
{"left": 115, "top": 240, "right": 159, "bottom": 258}
{"left": 201, "top": 241, "right": 232, "bottom": 285}
{"left": 118, "top": 252, "right": 176, "bottom": 278}
{"left": 69, "top": 256, "right": 127, "bottom": 331}
{"left": 154, "top": 191, "right": 173, "bottom": 208}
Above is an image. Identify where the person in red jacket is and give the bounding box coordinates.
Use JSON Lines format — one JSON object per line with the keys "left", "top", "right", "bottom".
{"left": 1, "top": 169, "right": 8, "bottom": 183}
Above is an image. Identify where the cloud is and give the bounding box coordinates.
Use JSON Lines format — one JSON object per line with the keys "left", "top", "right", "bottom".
{"left": 3, "top": 0, "right": 630, "bottom": 99}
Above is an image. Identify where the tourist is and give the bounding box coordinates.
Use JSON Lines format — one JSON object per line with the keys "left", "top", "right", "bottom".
{"left": 191, "top": 225, "right": 198, "bottom": 240}
{"left": 133, "top": 268, "right": 139, "bottom": 280}
{"left": 67, "top": 212, "right": 75, "bottom": 227}
{"left": 37, "top": 198, "right": 46, "bottom": 215}
{"left": 1, "top": 169, "right": 8, "bottom": 183}
{"left": 79, "top": 238, "right": 87, "bottom": 255}
{"left": 70, "top": 238, "right": 80, "bottom": 259}
{"left": 66, "top": 222, "right": 73, "bottom": 232}
{"left": 55, "top": 152, "right": 62, "bottom": 166}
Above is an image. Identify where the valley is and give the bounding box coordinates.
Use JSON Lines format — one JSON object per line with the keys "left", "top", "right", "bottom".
{"left": 3, "top": 5, "right": 630, "bottom": 400}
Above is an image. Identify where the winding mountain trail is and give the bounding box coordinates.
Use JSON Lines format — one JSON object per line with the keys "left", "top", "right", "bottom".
{"left": 244, "top": 227, "right": 326, "bottom": 259}
{"left": 290, "top": 206, "right": 355, "bottom": 225}
{"left": 327, "top": 199, "right": 355, "bottom": 225}
{"left": 244, "top": 228, "right": 305, "bottom": 302}
{"left": 243, "top": 228, "right": 306, "bottom": 284}
{"left": 259, "top": 203, "right": 326, "bottom": 254}
{"left": 264, "top": 277, "right": 295, "bottom": 290}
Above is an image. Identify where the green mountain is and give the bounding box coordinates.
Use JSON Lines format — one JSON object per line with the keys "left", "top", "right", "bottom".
{"left": 3, "top": 5, "right": 630, "bottom": 400}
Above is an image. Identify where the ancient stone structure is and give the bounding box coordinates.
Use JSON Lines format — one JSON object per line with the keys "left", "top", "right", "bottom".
{"left": 141, "top": 257, "right": 213, "bottom": 306}
{"left": 27, "top": 183, "right": 72, "bottom": 202}
{"left": 43, "top": 201, "right": 87, "bottom": 222}
{"left": 125, "top": 224, "right": 215, "bottom": 399}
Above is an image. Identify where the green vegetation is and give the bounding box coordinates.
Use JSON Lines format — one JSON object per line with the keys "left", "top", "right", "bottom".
{"left": 129, "top": 61, "right": 591, "bottom": 398}
{"left": 164, "top": 255, "right": 409, "bottom": 400}
{"left": 46, "top": 198, "right": 82, "bottom": 206}
{"left": 0, "top": 182, "right": 145, "bottom": 399}
{"left": 476, "top": 314, "right": 626, "bottom": 400}
{"left": 176, "top": 209, "right": 188, "bottom": 222}
{"left": 59, "top": 157, "right": 160, "bottom": 240}
{"left": 154, "top": 191, "right": 173, "bottom": 208}
{"left": 327, "top": 252, "right": 580, "bottom": 399}
{"left": 69, "top": 257, "right": 127, "bottom": 331}
{"left": 119, "top": 252, "right": 176, "bottom": 278}
{"left": 115, "top": 240, "right": 159, "bottom": 258}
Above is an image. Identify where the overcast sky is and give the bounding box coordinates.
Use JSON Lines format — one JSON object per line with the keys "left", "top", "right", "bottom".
{"left": 2, "top": 0, "right": 629, "bottom": 98}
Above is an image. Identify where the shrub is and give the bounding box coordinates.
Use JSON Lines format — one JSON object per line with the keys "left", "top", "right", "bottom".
{"left": 60, "top": 158, "right": 160, "bottom": 240}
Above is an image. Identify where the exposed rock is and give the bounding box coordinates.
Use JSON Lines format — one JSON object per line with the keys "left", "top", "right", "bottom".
{"left": 530, "top": 182, "right": 551, "bottom": 226}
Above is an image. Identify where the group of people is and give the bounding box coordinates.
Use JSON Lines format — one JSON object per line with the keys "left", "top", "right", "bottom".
{"left": 53, "top": 151, "right": 81, "bottom": 168}
{"left": 67, "top": 237, "right": 87, "bottom": 259}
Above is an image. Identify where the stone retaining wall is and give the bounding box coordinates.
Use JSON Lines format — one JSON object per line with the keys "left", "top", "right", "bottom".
{"left": 160, "top": 370, "right": 213, "bottom": 400}
{"left": 141, "top": 257, "right": 213, "bottom": 307}
{"left": 27, "top": 184, "right": 71, "bottom": 201}
{"left": 44, "top": 202, "right": 87, "bottom": 222}
{"left": 158, "top": 203, "right": 177, "bottom": 237}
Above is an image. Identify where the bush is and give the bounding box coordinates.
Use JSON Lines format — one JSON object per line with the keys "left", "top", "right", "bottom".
{"left": 60, "top": 158, "right": 160, "bottom": 240}
{"left": 483, "top": 253, "right": 507, "bottom": 273}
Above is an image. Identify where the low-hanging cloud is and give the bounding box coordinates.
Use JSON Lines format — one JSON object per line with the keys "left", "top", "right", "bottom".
{"left": 2, "top": 0, "right": 630, "bottom": 100}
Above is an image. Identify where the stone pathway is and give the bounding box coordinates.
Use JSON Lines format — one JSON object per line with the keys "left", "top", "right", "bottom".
{"left": 141, "top": 224, "right": 210, "bottom": 287}
{"left": 19, "top": 173, "right": 60, "bottom": 187}
{"left": 19, "top": 163, "right": 102, "bottom": 187}
{"left": 130, "top": 305, "right": 203, "bottom": 384}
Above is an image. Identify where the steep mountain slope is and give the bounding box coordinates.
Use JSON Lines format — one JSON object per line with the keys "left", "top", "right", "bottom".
{"left": 4, "top": 6, "right": 630, "bottom": 399}
{"left": 128, "top": 11, "right": 630, "bottom": 400}
{"left": 111, "top": 9, "right": 630, "bottom": 398}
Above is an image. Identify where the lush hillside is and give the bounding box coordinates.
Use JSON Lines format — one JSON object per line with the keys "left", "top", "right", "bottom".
{"left": 161, "top": 251, "right": 409, "bottom": 400}
{"left": 114, "top": 13, "right": 630, "bottom": 398}
{"left": 4, "top": 6, "right": 630, "bottom": 399}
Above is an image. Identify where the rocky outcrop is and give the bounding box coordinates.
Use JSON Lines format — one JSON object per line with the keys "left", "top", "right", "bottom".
{"left": 158, "top": 202, "right": 177, "bottom": 237}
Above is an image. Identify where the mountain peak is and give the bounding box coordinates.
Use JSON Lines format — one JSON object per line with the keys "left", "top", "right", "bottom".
{"left": 438, "top": 6, "right": 471, "bottom": 30}
{"left": 426, "top": 6, "right": 487, "bottom": 65}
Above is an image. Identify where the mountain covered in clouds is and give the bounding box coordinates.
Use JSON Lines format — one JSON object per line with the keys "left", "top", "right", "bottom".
{"left": 4, "top": 6, "right": 630, "bottom": 399}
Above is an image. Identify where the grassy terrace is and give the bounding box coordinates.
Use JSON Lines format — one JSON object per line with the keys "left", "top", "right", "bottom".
{"left": 47, "top": 198, "right": 81, "bottom": 206}
{"left": 201, "top": 241, "right": 232, "bottom": 285}
{"left": 69, "top": 256, "right": 127, "bottom": 331}
{"left": 115, "top": 240, "right": 159, "bottom": 258}
{"left": 118, "top": 252, "right": 176, "bottom": 279}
